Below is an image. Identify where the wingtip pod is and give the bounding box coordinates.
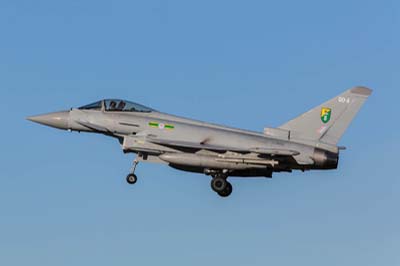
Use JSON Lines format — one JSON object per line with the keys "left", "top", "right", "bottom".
{"left": 350, "top": 86, "right": 373, "bottom": 96}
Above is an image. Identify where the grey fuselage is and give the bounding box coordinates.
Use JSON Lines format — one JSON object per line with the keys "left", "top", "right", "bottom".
{"left": 31, "top": 101, "right": 338, "bottom": 178}
{"left": 28, "top": 87, "right": 373, "bottom": 184}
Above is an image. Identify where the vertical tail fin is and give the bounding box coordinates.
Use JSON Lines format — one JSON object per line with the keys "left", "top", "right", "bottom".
{"left": 279, "top": 86, "right": 372, "bottom": 145}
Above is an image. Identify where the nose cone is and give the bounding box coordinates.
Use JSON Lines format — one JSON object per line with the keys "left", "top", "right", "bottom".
{"left": 27, "top": 111, "right": 70, "bottom": 130}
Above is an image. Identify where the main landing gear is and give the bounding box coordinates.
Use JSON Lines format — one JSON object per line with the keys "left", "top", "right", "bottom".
{"left": 210, "top": 174, "right": 233, "bottom": 198}
{"left": 126, "top": 156, "right": 139, "bottom": 185}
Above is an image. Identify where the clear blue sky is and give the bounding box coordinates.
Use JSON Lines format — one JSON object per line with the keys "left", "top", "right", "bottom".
{"left": 0, "top": 1, "right": 399, "bottom": 265}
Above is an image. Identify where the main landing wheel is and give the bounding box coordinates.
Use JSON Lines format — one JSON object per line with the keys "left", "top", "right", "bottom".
{"left": 211, "top": 177, "right": 228, "bottom": 193}
{"left": 126, "top": 173, "right": 138, "bottom": 185}
{"left": 218, "top": 182, "right": 233, "bottom": 198}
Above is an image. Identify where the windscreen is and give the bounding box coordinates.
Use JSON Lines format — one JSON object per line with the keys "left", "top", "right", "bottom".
{"left": 78, "top": 101, "right": 102, "bottom": 110}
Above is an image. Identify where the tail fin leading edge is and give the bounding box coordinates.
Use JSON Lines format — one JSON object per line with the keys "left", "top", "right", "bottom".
{"left": 279, "top": 86, "right": 372, "bottom": 145}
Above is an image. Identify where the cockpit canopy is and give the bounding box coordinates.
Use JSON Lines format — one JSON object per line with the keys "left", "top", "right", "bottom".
{"left": 79, "top": 99, "right": 155, "bottom": 113}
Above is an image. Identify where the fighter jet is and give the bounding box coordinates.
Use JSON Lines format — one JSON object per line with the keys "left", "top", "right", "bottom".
{"left": 27, "top": 87, "right": 372, "bottom": 197}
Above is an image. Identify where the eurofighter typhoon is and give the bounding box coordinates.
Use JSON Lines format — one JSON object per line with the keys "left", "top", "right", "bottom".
{"left": 27, "top": 87, "right": 372, "bottom": 197}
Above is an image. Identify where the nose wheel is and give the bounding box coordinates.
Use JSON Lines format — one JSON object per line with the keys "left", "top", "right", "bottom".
{"left": 126, "top": 173, "right": 137, "bottom": 184}
{"left": 126, "top": 156, "right": 140, "bottom": 185}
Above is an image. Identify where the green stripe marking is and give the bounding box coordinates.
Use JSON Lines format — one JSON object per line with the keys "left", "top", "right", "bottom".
{"left": 148, "top": 122, "right": 175, "bottom": 130}
{"left": 149, "top": 122, "right": 159, "bottom": 127}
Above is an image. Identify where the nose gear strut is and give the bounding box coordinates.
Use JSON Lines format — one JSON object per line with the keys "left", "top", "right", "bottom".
{"left": 126, "top": 154, "right": 141, "bottom": 185}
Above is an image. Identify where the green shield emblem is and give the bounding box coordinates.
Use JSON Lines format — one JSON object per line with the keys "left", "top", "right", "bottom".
{"left": 321, "top": 108, "right": 332, "bottom": 123}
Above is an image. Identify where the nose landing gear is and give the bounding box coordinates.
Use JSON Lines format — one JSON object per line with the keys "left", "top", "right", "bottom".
{"left": 126, "top": 156, "right": 140, "bottom": 185}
